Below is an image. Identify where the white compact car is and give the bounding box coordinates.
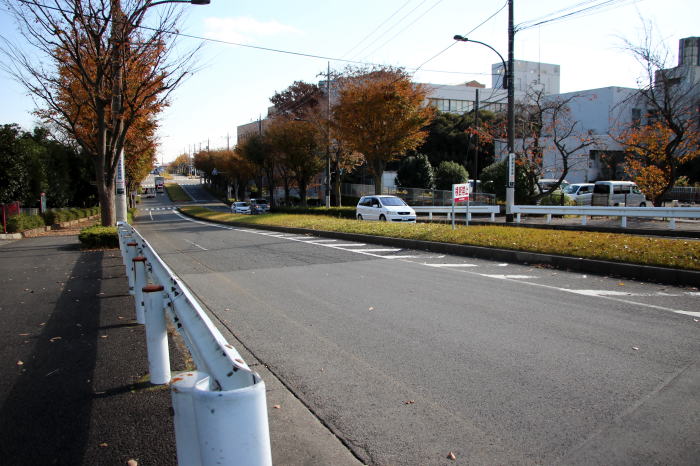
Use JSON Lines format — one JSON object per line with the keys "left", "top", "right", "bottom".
{"left": 231, "top": 201, "right": 251, "bottom": 214}
{"left": 356, "top": 195, "right": 416, "bottom": 222}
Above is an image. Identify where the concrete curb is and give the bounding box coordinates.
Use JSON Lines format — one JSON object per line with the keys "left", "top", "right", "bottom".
{"left": 176, "top": 209, "right": 700, "bottom": 287}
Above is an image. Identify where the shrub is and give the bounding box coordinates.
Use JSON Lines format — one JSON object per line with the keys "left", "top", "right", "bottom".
{"left": 434, "top": 161, "right": 468, "bottom": 190}
{"left": 273, "top": 206, "right": 356, "bottom": 219}
{"left": 396, "top": 153, "right": 434, "bottom": 189}
{"left": 42, "top": 206, "right": 99, "bottom": 225}
{"left": 539, "top": 192, "right": 575, "bottom": 206}
{"left": 78, "top": 225, "right": 119, "bottom": 249}
{"left": 6, "top": 214, "right": 45, "bottom": 233}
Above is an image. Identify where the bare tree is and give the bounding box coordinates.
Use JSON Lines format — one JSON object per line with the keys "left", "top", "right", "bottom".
{"left": 515, "top": 87, "right": 597, "bottom": 202}
{"left": 0, "top": 0, "right": 201, "bottom": 225}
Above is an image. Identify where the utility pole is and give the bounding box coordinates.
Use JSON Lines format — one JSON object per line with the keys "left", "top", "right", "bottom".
{"left": 505, "top": 0, "right": 516, "bottom": 222}
{"left": 325, "top": 61, "right": 331, "bottom": 208}
{"left": 473, "top": 88, "right": 480, "bottom": 184}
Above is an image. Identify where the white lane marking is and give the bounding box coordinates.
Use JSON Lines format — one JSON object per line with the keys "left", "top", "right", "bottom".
{"left": 480, "top": 274, "right": 538, "bottom": 279}
{"left": 303, "top": 239, "right": 338, "bottom": 243}
{"left": 384, "top": 255, "right": 423, "bottom": 259}
{"left": 149, "top": 210, "right": 154, "bottom": 221}
{"left": 173, "top": 212, "right": 699, "bottom": 317}
{"left": 347, "top": 248, "right": 402, "bottom": 253}
{"left": 426, "top": 263, "right": 478, "bottom": 268}
{"left": 185, "top": 239, "right": 208, "bottom": 251}
{"left": 327, "top": 243, "right": 366, "bottom": 247}
{"left": 497, "top": 263, "right": 509, "bottom": 267}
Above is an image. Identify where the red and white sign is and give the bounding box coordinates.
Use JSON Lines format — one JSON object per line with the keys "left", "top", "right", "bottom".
{"left": 453, "top": 183, "right": 470, "bottom": 202}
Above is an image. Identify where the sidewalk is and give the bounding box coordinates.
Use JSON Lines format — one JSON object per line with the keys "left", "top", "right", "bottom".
{"left": 0, "top": 230, "right": 361, "bottom": 465}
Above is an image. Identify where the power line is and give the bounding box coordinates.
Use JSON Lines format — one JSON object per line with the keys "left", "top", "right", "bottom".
{"left": 349, "top": 0, "right": 431, "bottom": 60}
{"left": 361, "top": 0, "right": 447, "bottom": 58}
{"left": 341, "top": 0, "right": 414, "bottom": 58}
{"left": 518, "top": 0, "right": 634, "bottom": 31}
{"left": 412, "top": 1, "right": 508, "bottom": 76}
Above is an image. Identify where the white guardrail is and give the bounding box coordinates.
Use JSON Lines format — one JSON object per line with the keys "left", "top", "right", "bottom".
{"left": 117, "top": 222, "right": 272, "bottom": 466}
{"left": 510, "top": 205, "right": 700, "bottom": 230}
{"left": 413, "top": 205, "right": 500, "bottom": 221}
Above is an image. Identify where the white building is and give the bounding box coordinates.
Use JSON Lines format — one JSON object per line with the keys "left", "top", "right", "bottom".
{"left": 492, "top": 59, "right": 560, "bottom": 95}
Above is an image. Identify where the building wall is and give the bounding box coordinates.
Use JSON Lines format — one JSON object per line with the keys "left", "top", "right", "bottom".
{"left": 492, "top": 60, "right": 561, "bottom": 95}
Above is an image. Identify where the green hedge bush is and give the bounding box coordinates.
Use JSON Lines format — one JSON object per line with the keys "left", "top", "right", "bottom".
{"left": 42, "top": 207, "right": 99, "bottom": 225}
{"left": 6, "top": 214, "right": 46, "bottom": 233}
{"left": 272, "top": 206, "right": 356, "bottom": 219}
{"left": 78, "top": 225, "right": 119, "bottom": 249}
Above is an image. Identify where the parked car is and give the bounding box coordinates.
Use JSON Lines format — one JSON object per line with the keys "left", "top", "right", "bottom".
{"left": 538, "top": 178, "right": 569, "bottom": 193}
{"left": 592, "top": 181, "right": 649, "bottom": 207}
{"left": 231, "top": 201, "right": 251, "bottom": 214}
{"left": 563, "top": 183, "right": 595, "bottom": 205}
{"left": 249, "top": 198, "right": 270, "bottom": 214}
{"left": 356, "top": 195, "right": 416, "bottom": 222}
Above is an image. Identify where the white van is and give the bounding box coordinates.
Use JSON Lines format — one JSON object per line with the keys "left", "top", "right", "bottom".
{"left": 592, "top": 181, "right": 649, "bottom": 207}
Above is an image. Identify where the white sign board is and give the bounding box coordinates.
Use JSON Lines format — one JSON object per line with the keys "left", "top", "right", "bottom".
{"left": 453, "top": 183, "right": 470, "bottom": 202}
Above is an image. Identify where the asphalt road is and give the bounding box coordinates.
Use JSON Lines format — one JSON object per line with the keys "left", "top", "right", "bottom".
{"left": 136, "top": 191, "right": 700, "bottom": 465}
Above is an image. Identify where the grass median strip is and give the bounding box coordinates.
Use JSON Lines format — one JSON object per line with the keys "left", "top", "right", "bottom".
{"left": 178, "top": 206, "right": 700, "bottom": 271}
{"left": 165, "top": 183, "right": 191, "bottom": 202}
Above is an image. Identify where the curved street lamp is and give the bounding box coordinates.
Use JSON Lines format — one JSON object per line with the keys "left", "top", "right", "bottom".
{"left": 453, "top": 35, "right": 507, "bottom": 89}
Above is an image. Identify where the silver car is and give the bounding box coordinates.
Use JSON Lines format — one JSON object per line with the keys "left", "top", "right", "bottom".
{"left": 231, "top": 201, "right": 251, "bottom": 214}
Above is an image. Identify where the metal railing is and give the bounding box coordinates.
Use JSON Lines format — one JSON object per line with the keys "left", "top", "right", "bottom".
{"left": 341, "top": 183, "right": 496, "bottom": 206}
{"left": 510, "top": 205, "right": 700, "bottom": 229}
{"left": 117, "top": 222, "right": 272, "bottom": 466}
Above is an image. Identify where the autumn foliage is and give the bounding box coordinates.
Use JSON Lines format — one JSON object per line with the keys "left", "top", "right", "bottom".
{"left": 332, "top": 67, "right": 435, "bottom": 194}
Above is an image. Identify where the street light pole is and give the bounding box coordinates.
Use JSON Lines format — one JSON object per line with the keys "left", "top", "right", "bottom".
{"left": 112, "top": 0, "right": 210, "bottom": 223}
{"left": 325, "top": 62, "right": 331, "bottom": 208}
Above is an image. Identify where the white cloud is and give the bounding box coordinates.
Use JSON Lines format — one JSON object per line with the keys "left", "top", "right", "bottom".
{"left": 203, "top": 17, "right": 301, "bottom": 44}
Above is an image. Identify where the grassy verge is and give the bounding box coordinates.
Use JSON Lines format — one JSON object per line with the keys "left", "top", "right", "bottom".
{"left": 178, "top": 205, "right": 700, "bottom": 271}
{"left": 165, "top": 183, "right": 192, "bottom": 202}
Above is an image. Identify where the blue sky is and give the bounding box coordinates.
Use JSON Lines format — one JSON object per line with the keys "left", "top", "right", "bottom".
{"left": 0, "top": 0, "right": 697, "bottom": 164}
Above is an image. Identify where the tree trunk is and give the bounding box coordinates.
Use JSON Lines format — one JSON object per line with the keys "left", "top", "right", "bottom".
{"left": 99, "top": 181, "right": 115, "bottom": 226}
{"left": 299, "top": 182, "right": 307, "bottom": 207}
{"left": 373, "top": 173, "right": 382, "bottom": 195}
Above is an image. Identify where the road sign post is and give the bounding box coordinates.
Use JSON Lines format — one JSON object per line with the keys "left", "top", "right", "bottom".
{"left": 452, "top": 183, "right": 471, "bottom": 229}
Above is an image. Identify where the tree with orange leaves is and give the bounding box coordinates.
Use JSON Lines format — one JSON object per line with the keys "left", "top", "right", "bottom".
{"left": 332, "top": 67, "right": 435, "bottom": 194}
{"left": 2, "top": 0, "right": 200, "bottom": 226}
{"left": 615, "top": 25, "right": 700, "bottom": 205}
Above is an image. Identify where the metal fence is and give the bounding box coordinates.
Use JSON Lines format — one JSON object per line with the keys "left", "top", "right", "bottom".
{"left": 660, "top": 187, "right": 700, "bottom": 204}
{"left": 341, "top": 183, "right": 496, "bottom": 206}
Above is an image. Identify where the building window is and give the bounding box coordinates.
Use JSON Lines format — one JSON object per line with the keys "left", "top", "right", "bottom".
{"left": 631, "top": 108, "right": 641, "bottom": 128}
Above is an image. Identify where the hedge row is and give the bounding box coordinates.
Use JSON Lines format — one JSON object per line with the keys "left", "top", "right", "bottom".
{"left": 43, "top": 207, "right": 100, "bottom": 225}
{"left": 78, "top": 225, "right": 119, "bottom": 249}
{"left": 272, "top": 206, "right": 356, "bottom": 219}
{"left": 5, "top": 207, "right": 100, "bottom": 233}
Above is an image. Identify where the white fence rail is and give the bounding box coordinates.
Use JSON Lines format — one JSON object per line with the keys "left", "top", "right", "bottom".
{"left": 413, "top": 205, "right": 501, "bottom": 222}
{"left": 117, "top": 222, "right": 272, "bottom": 466}
{"left": 510, "top": 205, "right": 700, "bottom": 230}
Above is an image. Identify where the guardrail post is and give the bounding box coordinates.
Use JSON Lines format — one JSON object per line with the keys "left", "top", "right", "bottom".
{"left": 581, "top": 215, "right": 588, "bottom": 226}
{"left": 670, "top": 217, "right": 676, "bottom": 230}
{"left": 132, "top": 256, "right": 147, "bottom": 324}
{"left": 143, "top": 284, "right": 171, "bottom": 385}
{"left": 125, "top": 241, "right": 139, "bottom": 295}
{"left": 516, "top": 213, "right": 521, "bottom": 223}
{"left": 546, "top": 214, "right": 552, "bottom": 224}
{"left": 620, "top": 216, "right": 627, "bottom": 228}
{"left": 171, "top": 371, "right": 210, "bottom": 466}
